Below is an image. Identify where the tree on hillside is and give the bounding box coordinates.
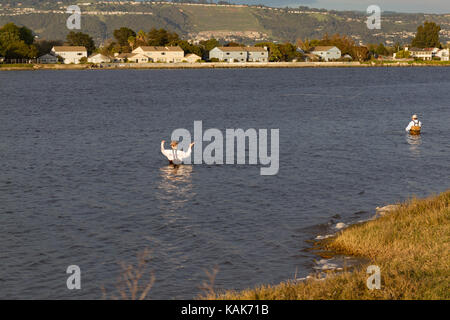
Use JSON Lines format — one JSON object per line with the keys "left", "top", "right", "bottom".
{"left": 113, "top": 27, "right": 136, "bottom": 47}
{"left": 319, "top": 33, "right": 355, "bottom": 55}
{"left": 278, "top": 42, "right": 302, "bottom": 62}
{"left": 0, "top": 23, "right": 38, "bottom": 59}
{"left": 351, "top": 46, "right": 369, "bottom": 61}
{"left": 393, "top": 42, "right": 403, "bottom": 53}
{"left": 169, "top": 39, "right": 203, "bottom": 57}
{"left": 395, "top": 50, "right": 411, "bottom": 59}
{"left": 66, "top": 31, "right": 95, "bottom": 54}
{"left": 411, "top": 21, "right": 441, "bottom": 48}
{"left": 296, "top": 38, "right": 310, "bottom": 51}
{"left": 297, "top": 38, "right": 321, "bottom": 52}
{"left": 147, "top": 28, "right": 179, "bottom": 46}
{"left": 256, "top": 42, "right": 282, "bottom": 62}
{"left": 19, "top": 25, "right": 34, "bottom": 45}
{"left": 375, "top": 43, "right": 389, "bottom": 56}
{"left": 134, "top": 30, "right": 148, "bottom": 47}
{"left": 98, "top": 39, "right": 119, "bottom": 55}
{"left": 224, "top": 41, "right": 244, "bottom": 47}
{"left": 199, "top": 38, "right": 220, "bottom": 52}
{"left": 35, "top": 39, "right": 63, "bottom": 56}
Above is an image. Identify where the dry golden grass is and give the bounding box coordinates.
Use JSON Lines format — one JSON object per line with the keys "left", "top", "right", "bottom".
{"left": 102, "top": 249, "right": 155, "bottom": 300}
{"left": 205, "top": 191, "right": 450, "bottom": 300}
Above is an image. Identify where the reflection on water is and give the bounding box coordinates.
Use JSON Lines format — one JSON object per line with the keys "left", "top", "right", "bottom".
{"left": 406, "top": 134, "right": 422, "bottom": 156}
{"left": 157, "top": 165, "right": 195, "bottom": 213}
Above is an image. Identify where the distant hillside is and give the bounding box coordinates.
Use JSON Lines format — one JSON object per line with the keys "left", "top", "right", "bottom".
{"left": 1, "top": 1, "right": 450, "bottom": 45}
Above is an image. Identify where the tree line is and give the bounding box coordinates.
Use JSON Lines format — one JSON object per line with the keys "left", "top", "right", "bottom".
{"left": 0, "top": 21, "right": 442, "bottom": 62}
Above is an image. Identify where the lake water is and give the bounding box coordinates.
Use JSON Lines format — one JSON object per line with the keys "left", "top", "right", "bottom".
{"left": 1, "top": 68, "right": 449, "bottom": 299}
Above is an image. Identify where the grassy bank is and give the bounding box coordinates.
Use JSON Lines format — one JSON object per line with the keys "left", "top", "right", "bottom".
{"left": 3, "top": 61, "right": 450, "bottom": 71}
{"left": 0, "top": 63, "right": 34, "bottom": 69}
{"left": 364, "top": 60, "right": 450, "bottom": 66}
{"left": 0, "top": 62, "right": 361, "bottom": 71}
{"left": 205, "top": 191, "right": 450, "bottom": 300}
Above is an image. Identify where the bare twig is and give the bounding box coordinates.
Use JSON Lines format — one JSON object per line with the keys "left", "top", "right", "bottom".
{"left": 199, "top": 266, "right": 219, "bottom": 297}
{"left": 103, "top": 248, "right": 155, "bottom": 300}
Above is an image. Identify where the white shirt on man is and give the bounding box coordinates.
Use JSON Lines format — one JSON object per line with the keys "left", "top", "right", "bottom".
{"left": 161, "top": 142, "right": 192, "bottom": 164}
{"left": 405, "top": 120, "right": 422, "bottom": 132}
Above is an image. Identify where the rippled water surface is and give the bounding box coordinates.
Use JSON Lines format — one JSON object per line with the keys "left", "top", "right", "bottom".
{"left": 1, "top": 68, "right": 449, "bottom": 299}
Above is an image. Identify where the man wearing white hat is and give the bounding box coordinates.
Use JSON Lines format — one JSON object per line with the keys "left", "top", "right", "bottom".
{"left": 405, "top": 114, "right": 422, "bottom": 134}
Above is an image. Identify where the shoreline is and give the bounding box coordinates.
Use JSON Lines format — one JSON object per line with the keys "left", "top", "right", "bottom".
{"left": 2, "top": 61, "right": 450, "bottom": 71}
{"left": 204, "top": 190, "right": 450, "bottom": 300}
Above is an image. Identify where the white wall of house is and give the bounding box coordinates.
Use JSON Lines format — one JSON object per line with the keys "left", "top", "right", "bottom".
{"left": 88, "top": 54, "right": 111, "bottom": 63}
{"left": 128, "top": 53, "right": 150, "bottom": 63}
{"left": 38, "top": 54, "right": 58, "bottom": 64}
{"left": 51, "top": 47, "right": 87, "bottom": 64}
{"left": 247, "top": 49, "right": 269, "bottom": 62}
{"left": 436, "top": 49, "right": 449, "bottom": 61}
{"left": 209, "top": 47, "right": 268, "bottom": 62}
{"left": 409, "top": 50, "right": 433, "bottom": 60}
{"left": 132, "top": 47, "right": 184, "bottom": 63}
{"left": 311, "top": 46, "right": 341, "bottom": 61}
{"left": 185, "top": 54, "right": 201, "bottom": 63}
{"left": 209, "top": 47, "right": 247, "bottom": 62}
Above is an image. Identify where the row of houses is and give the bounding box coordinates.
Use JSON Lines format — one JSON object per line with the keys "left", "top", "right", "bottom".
{"left": 209, "top": 46, "right": 269, "bottom": 62}
{"left": 399, "top": 47, "right": 450, "bottom": 61}
{"left": 37, "top": 45, "right": 271, "bottom": 64}
{"left": 38, "top": 46, "right": 200, "bottom": 64}
{"left": 208, "top": 45, "right": 346, "bottom": 62}
{"left": 309, "top": 46, "right": 342, "bottom": 61}
{"left": 7, "top": 43, "right": 450, "bottom": 65}
{"left": 35, "top": 44, "right": 344, "bottom": 64}
{"left": 306, "top": 45, "right": 450, "bottom": 61}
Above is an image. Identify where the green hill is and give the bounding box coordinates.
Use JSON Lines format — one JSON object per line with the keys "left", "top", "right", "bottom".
{"left": 1, "top": 1, "right": 450, "bottom": 45}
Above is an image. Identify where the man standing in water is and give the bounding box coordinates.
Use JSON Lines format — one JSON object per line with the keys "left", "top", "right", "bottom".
{"left": 405, "top": 114, "right": 422, "bottom": 134}
{"left": 161, "top": 140, "right": 195, "bottom": 165}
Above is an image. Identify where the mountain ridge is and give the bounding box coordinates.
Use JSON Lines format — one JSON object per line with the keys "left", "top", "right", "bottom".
{"left": 1, "top": 1, "right": 449, "bottom": 45}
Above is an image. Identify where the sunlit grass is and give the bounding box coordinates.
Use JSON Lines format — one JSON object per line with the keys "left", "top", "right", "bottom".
{"left": 0, "top": 63, "right": 34, "bottom": 68}
{"left": 205, "top": 190, "right": 450, "bottom": 300}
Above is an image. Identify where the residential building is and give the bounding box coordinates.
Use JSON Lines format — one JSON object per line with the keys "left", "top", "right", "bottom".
{"left": 209, "top": 47, "right": 247, "bottom": 62}
{"left": 435, "top": 49, "right": 449, "bottom": 61}
{"left": 37, "top": 54, "right": 58, "bottom": 64}
{"left": 51, "top": 46, "right": 87, "bottom": 64}
{"left": 310, "top": 46, "right": 342, "bottom": 61}
{"left": 184, "top": 53, "right": 201, "bottom": 63}
{"left": 303, "top": 53, "right": 320, "bottom": 62}
{"left": 132, "top": 46, "right": 184, "bottom": 63}
{"left": 209, "top": 46, "right": 269, "bottom": 62}
{"left": 342, "top": 54, "right": 353, "bottom": 60}
{"left": 88, "top": 53, "right": 111, "bottom": 63}
{"left": 246, "top": 46, "right": 269, "bottom": 62}
{"left": 128, "top": 53, "right": 150, "bottom": 63}
{"left": 406, "top": 47, "right": 434, "bottom": 60}
{"left": 114, "top": 53, "right": 134, "bottom": 63}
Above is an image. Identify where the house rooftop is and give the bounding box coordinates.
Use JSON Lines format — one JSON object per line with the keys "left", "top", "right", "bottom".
{"left": 116, "top": 53, "right": 134, "bottom": 58}
{"left": 52, "top": 46, "right": 87, "bottom": 52}
{"left": 311, "top": 46, "right": 338, "bottom": 51}
{"left": 215, "top": 46, "right": 267, "bottom": 52}
{"left": 88, "top": 53, "right": 110, "bottom": 58}
{"left": 409, "top": 47, "right": 435, "bottom": 52}
{"left": 136, "top": 46, "right": 184, "bottom": 52}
